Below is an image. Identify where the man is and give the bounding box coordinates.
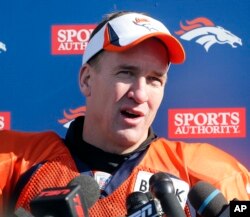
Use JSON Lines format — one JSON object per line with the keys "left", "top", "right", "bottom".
{"left": 0, "top": 11, "right": 249, "bottom": 217}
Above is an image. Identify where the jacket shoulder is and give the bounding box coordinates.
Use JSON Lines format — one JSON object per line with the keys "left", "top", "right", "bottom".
{"left": 0, "top": 130, "right": 68, "bottom": 159}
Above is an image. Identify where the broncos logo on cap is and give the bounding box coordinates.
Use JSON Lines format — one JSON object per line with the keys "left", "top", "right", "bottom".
{"left": 133, "top": 17, "right": 159, "bottom": 32}
{"left": 175, "top": 17, "right": 242, "bottom": 51}
{"left": 0, "top": 41, "right": 7, "bottom": 53}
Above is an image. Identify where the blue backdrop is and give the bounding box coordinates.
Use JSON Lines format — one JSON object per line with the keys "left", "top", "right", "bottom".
{"left": 0, "top": 0, "right": 249, "bottom": 169}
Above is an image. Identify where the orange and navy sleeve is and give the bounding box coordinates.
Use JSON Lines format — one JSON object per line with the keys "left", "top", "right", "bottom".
{"left": 183, "top": 142, "right": 250, "bottom": 201}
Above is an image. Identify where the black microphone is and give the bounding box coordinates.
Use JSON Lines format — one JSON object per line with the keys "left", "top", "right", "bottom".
{"left": 126, "top": 191, "right": 163, "bottom": 217}
{"left": 149, "top": 172, "right": 186, "bottom": 217}
{"left": 30, "top": 175, "right": 100, "bottom": 217}
{"left": 67, "top": 174, "right": 100, "bottom": 208}
{"left": 188, "top": 181, "right": 232, "bottom": 217}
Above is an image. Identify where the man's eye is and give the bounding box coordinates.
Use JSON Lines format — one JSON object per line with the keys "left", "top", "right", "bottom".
{"left": 148, "top": 76, "right": 163, "bottom": 85}
{"left": 117, "top": 71, "right": 133, "bottom": 78}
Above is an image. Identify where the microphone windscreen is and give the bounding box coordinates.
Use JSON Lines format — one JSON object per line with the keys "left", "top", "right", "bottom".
{"left": 126, "top": 191, "right": 150, "bottom": 214}
{"left": 67, "top": 174, "right": 100, "bottom": 208}
{"left": 188, "top": 181, "right": 228, "bottom": 217}
{"left": 149, "top": 172, "right": 186, "bottom": 217}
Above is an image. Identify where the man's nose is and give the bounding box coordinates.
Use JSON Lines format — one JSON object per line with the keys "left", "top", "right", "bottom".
{"left": 127, "top": 77, "right": 149, "bottom": 104}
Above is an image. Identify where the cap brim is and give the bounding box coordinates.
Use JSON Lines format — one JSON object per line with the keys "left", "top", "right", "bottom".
{"left": 156, "top": 33, "right": 186, "bottom": 64}
{"left": 104, "top": 32, "right": 185, "bottom": 64}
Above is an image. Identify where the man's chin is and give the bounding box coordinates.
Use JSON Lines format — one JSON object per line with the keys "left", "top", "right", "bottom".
{"left": 115, "top": 130, "right": 147, "bottom": 147}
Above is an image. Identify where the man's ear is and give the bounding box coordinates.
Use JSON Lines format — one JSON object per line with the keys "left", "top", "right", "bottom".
{"left": 79, "top": 64, "right": 92, "bottom": 97}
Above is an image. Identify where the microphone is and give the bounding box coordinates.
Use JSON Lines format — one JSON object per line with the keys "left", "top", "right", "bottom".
{"left": 126, "top": 191, "right": 163, "bottom": 217}
{"left": 149, "top": 172, "right": 186, "bottom": 217}
{"left": 188, "top": 181, "right": 231, "bottom": 217}
{"left": 67, "top": 174, "right": 100, "bottom": 208}
{"left": 30, "top": 174, "right": 100, "bottom": 217}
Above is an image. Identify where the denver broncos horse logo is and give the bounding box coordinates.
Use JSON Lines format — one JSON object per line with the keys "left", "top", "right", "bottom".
{"left": 133, "top": 17, "right": 159, "bottom": 32}
{"left": 175, "top": 17, "right": 242, "bottom": 51}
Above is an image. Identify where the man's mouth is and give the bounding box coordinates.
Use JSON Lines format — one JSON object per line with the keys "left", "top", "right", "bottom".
{"left": 120, "top": 110, "right": 142, "bottom": 119}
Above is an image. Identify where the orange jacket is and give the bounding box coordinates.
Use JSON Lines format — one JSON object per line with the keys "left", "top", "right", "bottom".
{"left": 0, "top": 130, "right": 78, "bottom": 215}
{"left": 0, "top": 129, "right": 249, "bottom": 216}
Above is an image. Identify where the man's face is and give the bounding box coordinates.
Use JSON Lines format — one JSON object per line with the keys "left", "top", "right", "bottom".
{"left": 81, "top": 38, "right": 169, "bottom": 154}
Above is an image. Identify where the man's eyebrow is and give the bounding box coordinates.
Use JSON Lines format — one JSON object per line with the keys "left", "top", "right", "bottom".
{"left": 151, "top": 70, "right": 167, "bottom": 77}
{"left": 114, "top": 64, "right": 167, "bottom": 76}
{"left": 114, "top": 64, "right": 139, "bottom": 71}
